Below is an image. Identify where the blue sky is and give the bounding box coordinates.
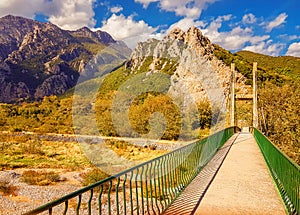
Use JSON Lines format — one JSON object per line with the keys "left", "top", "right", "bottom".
{"left": 1, "top": 0, "right": 299, "bottom": 57}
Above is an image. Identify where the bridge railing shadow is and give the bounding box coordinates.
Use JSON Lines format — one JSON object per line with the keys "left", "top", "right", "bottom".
{"left": 163, "top": 134, "right": 238, "bottom": 215}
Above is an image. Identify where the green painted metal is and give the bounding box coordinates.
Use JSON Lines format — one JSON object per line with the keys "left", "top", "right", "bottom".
{"left": 63, "top": 201, "right": 67, "bottom": 215}
{"left": 253, "top": 128, "right": 300, "bottom": 215}
{"left": 76, "top": 194, "right": 81, "bottom": 215}
{"left": 88, "top": 189, "right": 93, "bottom": 215}
{"left": 107, "top": 180, "right": 112, "bottom": 215}
{"left": 116, "top": 177, "right": 121, "bottom": 215}
{"left": 122, "top": 174, "right": 127, "bottom": 215}
{"left": 23, "top": 127, "right": 237, "bottom": 215}
{"left": 98, "top": 185, "right": 103, "bottom": 215}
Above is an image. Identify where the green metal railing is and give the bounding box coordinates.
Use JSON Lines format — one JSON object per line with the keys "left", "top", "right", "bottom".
{"left": 23, "top": 127, "right": 237, "bottom": 215}
{"left": 253, "top": 128, "right": 300, "bottom": 215}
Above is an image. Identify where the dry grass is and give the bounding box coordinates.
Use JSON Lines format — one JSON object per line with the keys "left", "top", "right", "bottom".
{"left": 21, "top": 170, "right": 62, "bottom": 186}
{"left": 0, "top": 133, "right": 168, "bottom": 192}
{"left": 0, "top": 133, "right": 93, "bottom": 170}
{"left": 0, "top": 180, "right": 18, "bottom": 196}
{"left": 80, "top": 168, "right": 110, "bottom": 191}
{"left": 0, "top": 134, "right": 166, "bottom": 172}
{"left": 105, "top": 139, "right": 166, "bottom": 162}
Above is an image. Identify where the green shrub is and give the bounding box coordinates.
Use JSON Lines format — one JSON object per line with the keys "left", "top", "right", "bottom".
{"left": 80, "top": 168, "right": 110, "bottom": 192}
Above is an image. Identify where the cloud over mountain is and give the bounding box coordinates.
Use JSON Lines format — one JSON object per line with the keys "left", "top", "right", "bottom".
{"left": 135, "top": 0, "right": 218, "bottom": 19}
{"left": 99, "top": 14, "right": 159, "bottom": 49}
{"left": 286, "top": 42, "right": 300, "bottom": 57}
{"left": 0, "top": 0, "right": 96, "bottom": 30}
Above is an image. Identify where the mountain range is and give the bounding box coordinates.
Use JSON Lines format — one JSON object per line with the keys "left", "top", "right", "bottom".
{"left": 0, "top": 15, "right": 299, "bottom": 104}
{"left": 0, "top": 15, "right": 131, "bottom": 103}
{"left": 0, "top": 15, "right": 298, "bottom": 163}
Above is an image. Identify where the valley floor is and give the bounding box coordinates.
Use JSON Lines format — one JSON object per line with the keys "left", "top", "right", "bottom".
{"left": 0, "top": 168, "right": 83, "bottom": 214}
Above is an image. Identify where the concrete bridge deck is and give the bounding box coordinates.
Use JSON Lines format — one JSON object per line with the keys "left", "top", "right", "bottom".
{"left": 164, "top": 132, "right": 286, "bottom": 215}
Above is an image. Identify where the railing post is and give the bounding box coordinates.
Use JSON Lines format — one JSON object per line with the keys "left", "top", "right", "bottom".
{"left": 230, "top": 63, "right": 235, "bottom": 127}
{"left": 253, "top": 62, "right": 258, "bottom": 128}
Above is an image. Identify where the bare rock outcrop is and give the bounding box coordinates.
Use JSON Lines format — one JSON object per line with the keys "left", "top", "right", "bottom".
{"left": 129, "top": 26, "right": 242, "bottom": 100}
{"left": 128, "top": 26, "right": 248, "bottom": 128}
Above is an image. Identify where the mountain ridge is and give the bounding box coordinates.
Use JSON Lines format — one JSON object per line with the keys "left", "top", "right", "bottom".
{"left": 1, "top": 15, "right": 299, "bottom": 104}
{"left": 236, "top": 50, "right": 300, "bottom": 79}
{"left": 0, "top": 15, "right": 131, "bottom": 103}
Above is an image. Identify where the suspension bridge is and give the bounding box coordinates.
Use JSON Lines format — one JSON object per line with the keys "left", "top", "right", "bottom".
{"left": 23, "top": 63, "right": 299, "bottom": 215}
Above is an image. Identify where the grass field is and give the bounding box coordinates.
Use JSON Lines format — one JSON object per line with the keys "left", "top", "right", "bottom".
{"left": 0, "top": 133, "right": 167, "bottom": 171}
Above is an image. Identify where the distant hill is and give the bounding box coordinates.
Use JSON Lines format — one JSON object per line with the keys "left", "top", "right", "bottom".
{"left": 213, "top": 44, "right": 300, "bottom": 85}
{"left": 0, "top": 15, "right": 131, "bottom": 103}
{"left": 236, "top": 50, "right": 300, "bottom": 79}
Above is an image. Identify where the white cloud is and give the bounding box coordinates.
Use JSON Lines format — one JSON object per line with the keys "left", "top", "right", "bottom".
{"left": 135, "top": 0, "right": 218, "bottom": 19}
{"left": 0, "top": 0, "right": 96, "bottom": 30}
{"left": 160, "top": 0, "right": 200, "bottom": 18}
{"left": 265, "top": 13, "right": 288, "bottom": 32}
{"left": 278, "top": 34, "right": 300, "bottom": 41}
{"left": 243, "top": 40, "right": 285, "bottom": 56}
{"left": 99, "top": 14, "right": 158, "bottom": 49}
{"left": 110, "top": 6, "right": 123, "bottom": 13}
{"left": 242, "top": 13, "right": 256, "bottom": 24}
{"left": 46, "top": 0, "right": 96, "bottom": 30}
{"left": 0, "top": 0, "right": 46, "bottom": 18}
{"left": 167, "top": 17, "right": 206, "bottom": 32}
{"left": 286, "top": 42, "right": 300, "bottom": 57}
{"left": 205, "top": 14, "right": 232, "bottom": 32}
{"left": 200, "top": 15, "right": 270, "bottom": 51}
{"left": 134, "top": 0, "right": 159, "bottom": 8}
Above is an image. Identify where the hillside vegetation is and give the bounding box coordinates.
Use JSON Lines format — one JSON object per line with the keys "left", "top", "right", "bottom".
{"left": 258, "top": 81, "right": 299, "bottom": 164}
{"left": 0, "top": 42, "right": 299, "bottom": 164}
{"left": 0, "top": 96, "right": 74, "bottom": 134}
{"left": 213, "top": 45, "right": 299, "bottom": 85}
{"left": 0, "top": 57, "right": 212, "bottom": 140}
{"left": 93, "top": 56, "right": 211, "bottom": 140}
{"left": 237, "top": 50, "right": 300, "bottom": 80}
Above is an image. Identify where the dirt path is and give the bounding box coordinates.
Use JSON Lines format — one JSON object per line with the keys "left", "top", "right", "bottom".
{"left": 195, "top": 132, "right": 286, "bottom": 215}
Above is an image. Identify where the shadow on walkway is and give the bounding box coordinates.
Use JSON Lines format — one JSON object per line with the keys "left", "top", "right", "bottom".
{"left": 163, "top": 134, "right": 239, "bottom": 215}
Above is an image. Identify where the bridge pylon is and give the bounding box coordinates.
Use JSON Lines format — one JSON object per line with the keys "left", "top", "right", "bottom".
{"left": 230, "top": 62, "right": 258, "bottom": 128}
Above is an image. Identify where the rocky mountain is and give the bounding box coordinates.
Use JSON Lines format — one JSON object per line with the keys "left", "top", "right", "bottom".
{"left": 0, "top": 15, "right": 131, "bottom": 103}
{"left": 73, "top": 27, "right": 249, "bottom": 138}
{"left": 127, "top": 27, "right": 247, "bottom": 115}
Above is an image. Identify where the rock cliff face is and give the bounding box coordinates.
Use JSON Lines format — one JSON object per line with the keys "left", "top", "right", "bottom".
{"left": 0, "top": 15, "right": 131, "bottom": 103}
{"left": 128, "top": 27, "right": 247, "bottom": 117}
